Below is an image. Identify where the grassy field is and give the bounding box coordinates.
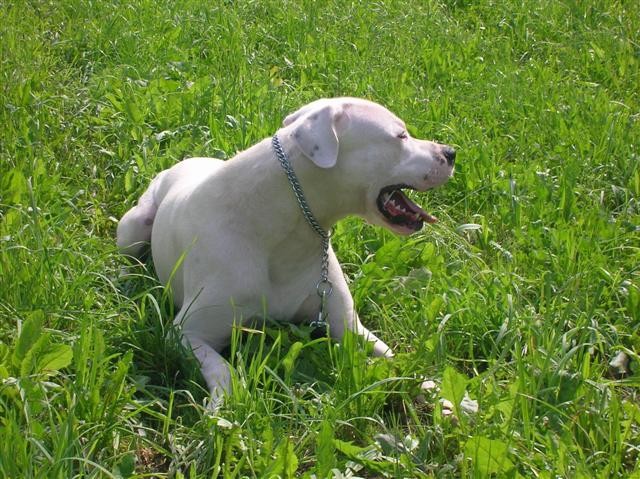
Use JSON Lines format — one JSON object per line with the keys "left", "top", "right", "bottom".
{"left": 1, "top": 0, "right": 639, "bottom": 477}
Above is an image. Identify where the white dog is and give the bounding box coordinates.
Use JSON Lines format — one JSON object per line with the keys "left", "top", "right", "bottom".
{"left": 117, "top": 97, "right": 455, "bottom": 403}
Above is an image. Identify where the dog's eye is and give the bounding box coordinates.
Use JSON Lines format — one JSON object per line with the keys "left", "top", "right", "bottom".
{"left": 397, "top": 131, "right": 409, "bottom": 140}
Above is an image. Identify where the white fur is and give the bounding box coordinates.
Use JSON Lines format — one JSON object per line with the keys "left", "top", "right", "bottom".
{"left": 117, "top": 97, "right": 454, "bottom": 404}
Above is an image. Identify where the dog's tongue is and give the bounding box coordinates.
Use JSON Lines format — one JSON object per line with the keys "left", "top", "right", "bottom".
{"left": 386, "top": 190, "right": 438, "bottom": 224}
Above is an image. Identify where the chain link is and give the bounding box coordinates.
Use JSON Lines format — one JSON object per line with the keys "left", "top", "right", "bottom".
{"left": 272, "top": 134, "right": 332, "bottom": 329}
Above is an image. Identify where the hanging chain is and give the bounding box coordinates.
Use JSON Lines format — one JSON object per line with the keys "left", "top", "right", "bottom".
{"left": 272, "top": 134, "right": 332, "bottom": 330}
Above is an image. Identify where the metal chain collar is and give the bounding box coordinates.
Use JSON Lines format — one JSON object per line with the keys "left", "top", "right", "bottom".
{"left": 272, "top": 134, "right": 332, "bottom": 329}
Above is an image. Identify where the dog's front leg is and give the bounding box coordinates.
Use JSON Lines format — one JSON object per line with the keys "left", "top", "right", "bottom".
{"left": 324, "top": 251, "right": 393, "bottom": 358}
{"left": 183, "top": 334, "right": 231, "bottom": 409}
{"left": 338, "top": 307, "right": 394, "bottom": 359}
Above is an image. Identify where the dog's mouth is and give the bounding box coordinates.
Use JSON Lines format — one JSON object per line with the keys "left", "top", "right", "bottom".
{"left": 376, "top": 184, "right": 438, "bottom": 234}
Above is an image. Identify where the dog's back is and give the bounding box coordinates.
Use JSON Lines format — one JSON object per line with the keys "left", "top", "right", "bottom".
{"left": 116, "top": 158, "right": 223, "bottom": 258}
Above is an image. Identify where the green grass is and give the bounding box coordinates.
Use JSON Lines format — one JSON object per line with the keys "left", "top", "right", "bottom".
{"left": 1, "top": 0, "right": 639, "bottom": 477}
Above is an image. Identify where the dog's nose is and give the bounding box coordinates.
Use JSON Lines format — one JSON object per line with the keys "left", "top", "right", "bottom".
{"left": 442, "top": 146, "right": 456, "bottom": 167}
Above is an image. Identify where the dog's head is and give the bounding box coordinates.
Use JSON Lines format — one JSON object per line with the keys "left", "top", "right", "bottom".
{"left": 282, "top": 97, "right": 455, "bottom": 235}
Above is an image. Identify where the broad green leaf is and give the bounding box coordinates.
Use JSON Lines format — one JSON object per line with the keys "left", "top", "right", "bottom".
{"left": 5, "top": 168, "right": 27, "bottom": 203}
{"left": 124, "top": 168, "right": 134, "bottom": 194}
{"left": 13, "top": 310, "right": 44, "bottom": 368}
{"left": 425, "top": 295, "right": 444, "bottom": 322}
{"left": 464, "top": 436, "right": 515, "bottom": 475}
{"left": 104, "top": 350, "right": 132, "bottom": 401}
{"left": 440, "top": 366, "right": 468, "bottom": 416}
{"left": 316, "top": 420, "right": 335, "bottom": 477}
{"left": 20, "top": 334, "right": 51, "bottom": 376}
{"left": 333, "top": 439, "right": 369, "bottom": 458}
{"left": 0, "top": 343, "right": 9, "bottom": 365}
{"left": 265, "top": 439, "right": 298, "bottom": 479}
{"left": 281, "top": 341, "right": 303, "bottom": 377}
{"left": 334, "top": 439, "right": 394, "bottom": 475}
{"left": 37, "top": 344, "right": 73, "bottom": 374}
{"left": 113, "top": 452, "right": 135, "bottom": 479}
{"left": 420, "top": 242, "right": 436, "bottom": 262}
{"left": 123, "top": 98, "right": 144, "bottom": 124}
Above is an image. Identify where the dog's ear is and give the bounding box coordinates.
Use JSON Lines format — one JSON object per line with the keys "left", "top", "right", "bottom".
{"left": 287, "top": 104, "right": 347, "bottom": 169}
{"left": 282, "top": 106, "right": 308, "bottom": 127}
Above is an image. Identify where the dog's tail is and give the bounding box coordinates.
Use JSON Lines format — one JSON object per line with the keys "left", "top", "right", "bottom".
{"left": 116, "top": 174, "right": 163, "bottom": 259}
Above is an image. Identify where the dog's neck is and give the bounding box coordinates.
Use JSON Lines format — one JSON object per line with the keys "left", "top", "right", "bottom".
{"left": 274, "top": 133, "right": 367, "bottom": 230}
{"left": 272, "top": 134, "right": 329, "bottom": 241}
{"left": 218, "top": 134, "right": 366, "bottom": 243}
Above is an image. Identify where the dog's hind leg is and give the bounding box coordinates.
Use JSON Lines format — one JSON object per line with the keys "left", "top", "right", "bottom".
{"left": 117, "top": 173, "right": 164, "bottom": 258}
{"left": 184, "top": 334, "right": 231, "bottom": 410}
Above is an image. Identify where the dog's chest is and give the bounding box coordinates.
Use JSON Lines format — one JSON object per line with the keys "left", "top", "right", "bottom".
{"left": 264, "top": 244, "right": 322, "bottom": 319}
